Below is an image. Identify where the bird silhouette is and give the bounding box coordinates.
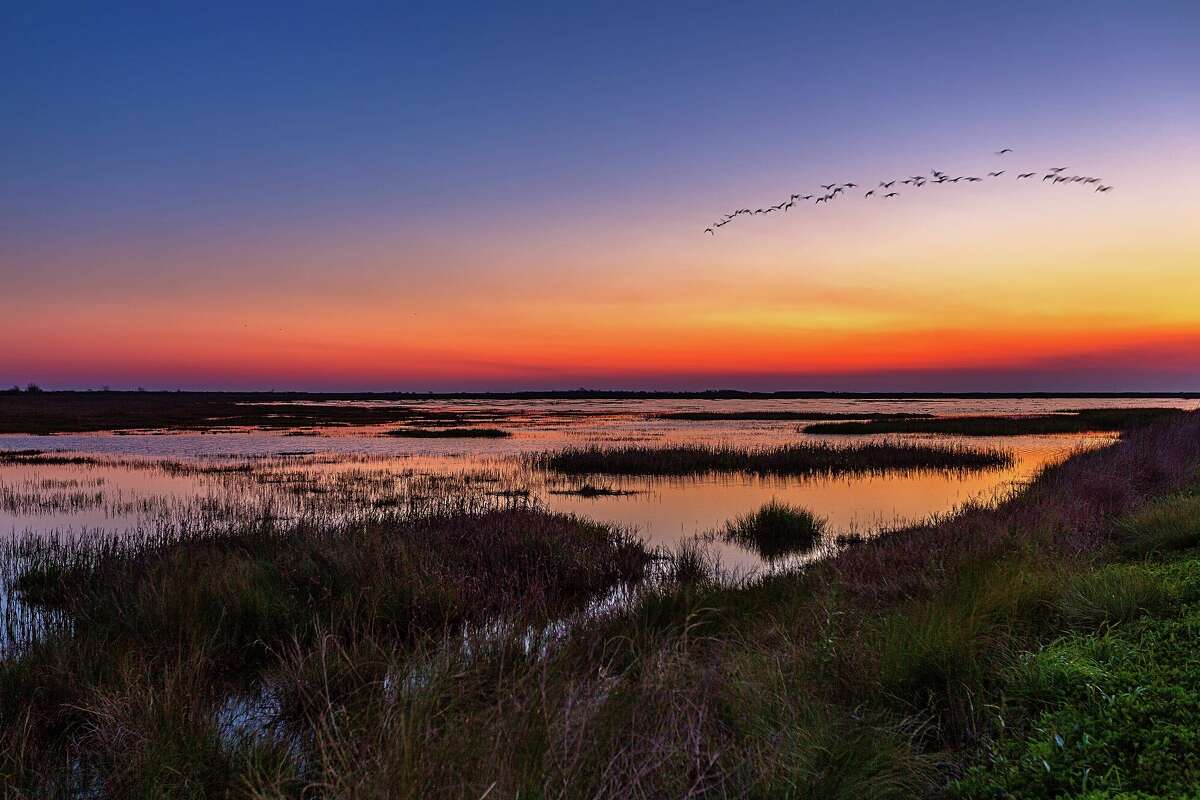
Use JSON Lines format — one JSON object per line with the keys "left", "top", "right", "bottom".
{"left": 701, "top": 148, "right": 1109, "bottom": 234}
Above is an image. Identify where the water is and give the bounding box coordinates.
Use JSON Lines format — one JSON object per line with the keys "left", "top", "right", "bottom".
{"left": 2, "top": 397, "right": 1195, "bottom": 571}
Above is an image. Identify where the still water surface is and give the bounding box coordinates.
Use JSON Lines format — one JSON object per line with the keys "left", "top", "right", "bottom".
{"left": 3, "top": 398, "right": 1195, "bottom": 570}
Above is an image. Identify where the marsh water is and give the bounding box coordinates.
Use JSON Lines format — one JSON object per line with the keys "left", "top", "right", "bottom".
{"left": 2, "top": 397, "right": 1197, "bottom": 572}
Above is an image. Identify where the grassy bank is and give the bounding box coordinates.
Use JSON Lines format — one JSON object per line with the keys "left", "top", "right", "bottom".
{"left": 804, "top": 407, "right": 1188, "bottom": 436}
{"left": 1, "top": 413, "right": 1198, "bottom": 798}
{"left": 532, "top": 441, "right": 1013, "bottom": 477}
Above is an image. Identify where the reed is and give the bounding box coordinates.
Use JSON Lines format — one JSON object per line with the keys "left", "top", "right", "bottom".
{"left": 531, "top": 441, "right": 1013, "bottom": 476}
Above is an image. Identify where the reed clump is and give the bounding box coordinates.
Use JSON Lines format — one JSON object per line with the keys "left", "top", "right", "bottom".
{"left": 720, "top": 499, "right": 827, "bottom": 560}
{"left": 531, "top": 441, "right": 1013, "bottom": 476}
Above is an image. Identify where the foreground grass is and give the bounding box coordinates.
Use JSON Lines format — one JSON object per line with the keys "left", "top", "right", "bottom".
{"left": 804, "top": 407, "right": 1189, "bottom": 436}
{"left": 2, "top": 413, "right": 1198, "bottom": 798}
{"left": 953, "top": 495, "right": 1200, "bottom": 798}
{"left": 532, "top": 441, "right": 1012, "bottom": 476}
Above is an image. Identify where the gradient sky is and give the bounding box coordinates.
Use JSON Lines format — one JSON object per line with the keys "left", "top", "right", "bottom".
{"left": 3, "top": 1, "right": 1198, "bottom": 391}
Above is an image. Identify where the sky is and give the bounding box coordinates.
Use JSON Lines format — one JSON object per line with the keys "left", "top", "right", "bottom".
{"left": 3, "top": 1, "right": 1198, "bottom": 392}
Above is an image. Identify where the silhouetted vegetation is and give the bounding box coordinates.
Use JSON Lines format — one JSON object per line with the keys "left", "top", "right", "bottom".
{"left": 532, "top": 441, "right": 1012, "bottom": 476}
{"left": 805, "top": 407, "right": 1189, "bottom": 435}
{"left": 0, "top": 392, "right": 489, "bottom": 434}
{"left": 2, "top": 391, "right": 1194, "bottom": 434}
{"left": 720, "top": 499, "right": 827, "bottom": 560}
{"left": 656, "top": 411, "right": 935, "bottom": 421}
{"left": 548, "top": 483, "right": 641, "bottom": 497}
{"left": 383, "top": 427, "right": 511, "bottom": 438}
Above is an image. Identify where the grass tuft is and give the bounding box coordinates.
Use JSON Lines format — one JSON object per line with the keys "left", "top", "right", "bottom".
{"left": 721, "top": 500, "right": 828, "bottom": 560}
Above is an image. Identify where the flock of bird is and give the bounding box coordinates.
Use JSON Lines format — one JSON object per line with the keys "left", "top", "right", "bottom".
{"left": 704, "top": 149, "right": 1114, "bottom": 235}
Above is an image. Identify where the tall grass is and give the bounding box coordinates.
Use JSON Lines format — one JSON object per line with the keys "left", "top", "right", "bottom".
{"left": 1, "top": 411, "right": 1197, "bottom": 798}
{"left": 532, "top": 441, "right": 1012, "bottom": 476}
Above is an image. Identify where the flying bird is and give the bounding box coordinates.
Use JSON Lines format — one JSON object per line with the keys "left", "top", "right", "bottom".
{"left": 700, "top": 147, "right": 1110, "bottom": 234}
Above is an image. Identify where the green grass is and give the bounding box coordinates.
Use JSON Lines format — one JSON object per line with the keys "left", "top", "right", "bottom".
{"left": 952, "top": 492, "right": 1200, "bottom": 799}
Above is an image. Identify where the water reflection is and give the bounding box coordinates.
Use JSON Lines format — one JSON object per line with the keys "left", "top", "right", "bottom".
{"left": 2, "top": 397, "right": 1188, "bottom": 570}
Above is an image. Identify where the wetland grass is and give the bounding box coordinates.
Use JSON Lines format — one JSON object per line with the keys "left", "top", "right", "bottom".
{"left": 3, "top": 411, "right": 1199, "bottom": 798}
{"left": 383, "top": 427, "right": 511, "bottom": 438}
{"left": 548, "top": 483, "right": 641, "bottom": 497}
{"left": 531, "top": 440, "right": 1012, "bottom": 476}
{"left": 656, "top": 410, "right": 934, "bottom": 421}
{"left": 804, "top": 406, "right": 1188, "bottom": 436}
{"left": 719, "top": 499, "right": 828, "bottom": 560}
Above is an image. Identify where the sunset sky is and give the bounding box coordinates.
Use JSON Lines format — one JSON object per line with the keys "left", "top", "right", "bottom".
{"left": 3, "top": 1, "right": 1198, "bottom": 391}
